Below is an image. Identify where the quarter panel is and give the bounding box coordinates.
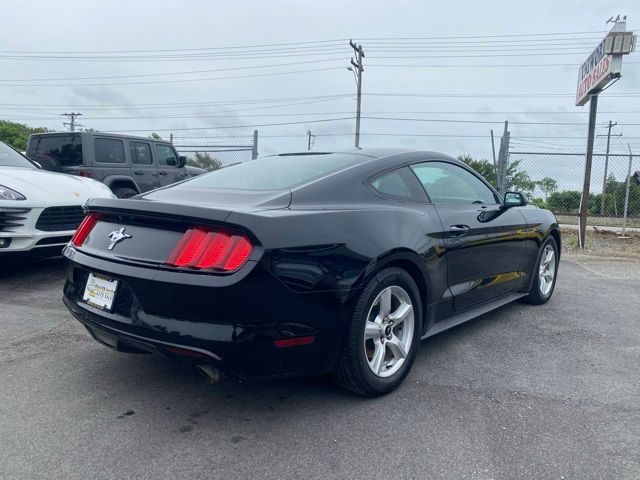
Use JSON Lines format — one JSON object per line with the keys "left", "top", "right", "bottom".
{"left": 228, "top": 204, "right": 449, "bottom": 331}
{"left": 513, "top": 206, "right": 560, "bottom": 292}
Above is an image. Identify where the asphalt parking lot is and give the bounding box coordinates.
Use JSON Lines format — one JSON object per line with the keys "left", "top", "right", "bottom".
{"left": 1, "top": 255, "right": 638, "bottom": 479}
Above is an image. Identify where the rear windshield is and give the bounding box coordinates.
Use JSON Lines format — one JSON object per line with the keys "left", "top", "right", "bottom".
{"left": 28, "top": 134, "right": 83, "bottom": 167}
{"left": 178, "top": 153, "right": 364, "bottom": 191}
{"left": 0, "top": 141, "right": 36, "bottom": 168}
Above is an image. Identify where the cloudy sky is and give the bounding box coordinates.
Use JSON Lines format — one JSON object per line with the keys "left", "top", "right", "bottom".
{"left": 2, "top": 0, "right": 639, "bottom": 185}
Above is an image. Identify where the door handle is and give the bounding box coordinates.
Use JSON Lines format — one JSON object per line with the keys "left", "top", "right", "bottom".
{"left": 133, "top": 170, "right": 144, "bottom": 175}
{"left": 158, "top": 171, "right": 167, "bottom": 176}
{"left": 449, "top": 225, "right": 470, "bottom": 237}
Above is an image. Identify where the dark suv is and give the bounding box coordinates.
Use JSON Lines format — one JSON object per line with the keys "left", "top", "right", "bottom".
{"left": 26, "top": 132, "right": 201, "bottom": 198}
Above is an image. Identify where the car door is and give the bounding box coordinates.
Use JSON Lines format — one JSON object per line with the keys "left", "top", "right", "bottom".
{"left": 155, "top": 143, "right": 187, "bottom": 186}
{"left": 129, "top": 140, "right": 160, "bottom": 192}
{"left": 411, "top": 161, "right": 528, "bottom": 311}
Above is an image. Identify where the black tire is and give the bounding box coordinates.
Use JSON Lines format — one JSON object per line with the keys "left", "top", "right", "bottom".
{"left": 334, "top": 267, "right": 422, "bottom": 397}
{"left": 524, "top": 236, "right": 559, "bottom": 305}
{"left": 113, "top": 187, "right": 138, "bottom": 199}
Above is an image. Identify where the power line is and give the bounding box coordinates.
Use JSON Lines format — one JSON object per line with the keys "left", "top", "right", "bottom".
{"left": 0, "top": 94, "right": 353, "bottom": 109}
{"left": 105, "top": 116, "right": 356, "bottom": 132}
{"left": 364, "top": 92, "right": 640, "bottom": 98}
{"left": 368, "top": 61, "right": 639, "bottom": 68}
{"left": 0, "top": 66, "right": 344, "bottom": 87}
{"left": 355, "top": 30, "right": 613, "bottom": 40}
{"left": 0, "top": 112, "right": 620, "bottom": 123}
{"left": 0, "top": 39, "right": 348, "bottom": 54}
{"left": 0, "top": 30, "right": 611, "bottom": 55}
{"left": 5, "top": 91, "right": 640, "bottom": 111}
{"left": 361, "top": 116, "right": 591, "bottom": 126}
{"left": 0, "top": 58, "right": 346, "bottom": 82}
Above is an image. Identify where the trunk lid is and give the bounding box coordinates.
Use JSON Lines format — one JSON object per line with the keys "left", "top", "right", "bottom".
{"left": 78, "top": 190, "right": 288, "bottom": 266}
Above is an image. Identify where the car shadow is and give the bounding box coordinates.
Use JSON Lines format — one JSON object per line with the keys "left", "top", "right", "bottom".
{"left": 76, "top": 298, "right": 528, "bottom": 414}
{"left": 0, "top": 255, "right": 66, "bottom": 280}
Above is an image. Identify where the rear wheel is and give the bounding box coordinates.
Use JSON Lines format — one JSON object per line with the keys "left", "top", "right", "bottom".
{"left": 335, "top": 267, "right": 421, "bottom": 396}
{"left": 113, "top": 187, "right": 138, "bottom": 199}
{"left": 524, "top": 236, "right": 559, "bottom": 305}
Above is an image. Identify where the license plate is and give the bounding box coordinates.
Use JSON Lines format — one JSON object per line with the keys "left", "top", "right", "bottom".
{"left": 83, "top": 273, "right": 119, "bottom": 311}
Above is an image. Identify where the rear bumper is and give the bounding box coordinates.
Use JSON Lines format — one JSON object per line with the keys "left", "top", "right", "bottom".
{"left": 62, "top": 248, "right": 348, "bottom": 378}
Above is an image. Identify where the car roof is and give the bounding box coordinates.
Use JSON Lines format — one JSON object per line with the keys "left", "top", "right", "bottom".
{"left": 266, "top": 148, "right": 476, "bottom": 206}
{"left": 270, "top": 148, "right": 461, "bottom": 170}
{"left": 28, "top": 131, "right": 173, "bottom": 145}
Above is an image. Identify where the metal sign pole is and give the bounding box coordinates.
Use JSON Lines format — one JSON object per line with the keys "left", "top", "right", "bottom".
{"left": 578, "top": 94, "right": 598, "bottom": 249}
{"left": 574, "top": 18, "right": 635, "bottom": 248}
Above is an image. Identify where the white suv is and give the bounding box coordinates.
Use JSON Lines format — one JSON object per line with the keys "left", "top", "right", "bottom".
{"left": 0, "top": 140, "right": 114, "bottom": 257}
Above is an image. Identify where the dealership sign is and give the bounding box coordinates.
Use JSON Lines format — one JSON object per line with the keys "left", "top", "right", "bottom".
{"left": 575, "top": 36, "right": 621, "bottom": 106}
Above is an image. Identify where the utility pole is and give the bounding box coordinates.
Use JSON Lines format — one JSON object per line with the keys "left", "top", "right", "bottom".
{"left": 348, "top": 40, "right": 364, "bottom": 148}
{"left": 496, "top": 121, "right": 510, "bottom": 197}
{"left": 61, "top": 112, "right": 82, "bottom": 132}
{"left": 597, "top": 121, "right": 619, "bottom": 214}
{"left": 307, "top": 130, "right": 315, "bottom": 150}
{"left": 490, "top": 129, "right": 497, "bottom": 178}
{"left": 251, "top": 129, "right": 259, "bottom": 160}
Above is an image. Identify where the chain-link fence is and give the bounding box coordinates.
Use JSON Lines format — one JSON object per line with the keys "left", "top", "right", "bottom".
{"left": 507, "top": 151, "right": 640, "bottom": 228}
{"left": 172, "top": 131, "right": 258, "bottom": 170}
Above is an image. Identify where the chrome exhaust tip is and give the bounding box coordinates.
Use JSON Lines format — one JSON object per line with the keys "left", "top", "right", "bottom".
{"left": 194, "top": 363, "right": 221, "bottom": 385}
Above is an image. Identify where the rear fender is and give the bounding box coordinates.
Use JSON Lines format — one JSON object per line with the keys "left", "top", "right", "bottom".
{"left": 348, "top": 248, "right": 436, "bottom": 333}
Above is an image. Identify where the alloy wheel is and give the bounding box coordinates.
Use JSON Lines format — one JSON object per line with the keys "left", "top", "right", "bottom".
{"left": 363, "top": 285, "right": 415, "bottom": 378}
{"left": 538, "top": 244, "right": 556, "bottom": 296}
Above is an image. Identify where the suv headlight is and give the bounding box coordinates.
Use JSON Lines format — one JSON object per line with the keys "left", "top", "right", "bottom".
{"left": 0, "top": 184, "right": 26, "bottom": 200}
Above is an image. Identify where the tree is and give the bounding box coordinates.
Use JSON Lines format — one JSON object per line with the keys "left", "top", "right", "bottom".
{"left": 457, "top": 154, "right": 495, "bottom": 183}
{"left": 187, "top": 152, "right": 222, "bottom": 171}
{"left": 149, "top": 132, "right": 162, "bottom": 139}
{"left": 506, "top": 160, "right": 536, "bottom": 197}
{"left": 536, "top": 177, "right": 558, "bottom": 201}
{"left": 0, "top": 120, "right": 49, "bottom": 150}
{"left": 546, "top": 190, "right": 601, "bottom": 214}
{"left": 457, "top": 154, "right": 536, "bottom": 196}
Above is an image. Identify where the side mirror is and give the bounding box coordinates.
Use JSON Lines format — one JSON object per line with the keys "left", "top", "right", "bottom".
{"left": 178, "top": 155, "right": 187, "bottom": 168}
{"left": 503, "top": 191, "right": 528, "bottom": 208}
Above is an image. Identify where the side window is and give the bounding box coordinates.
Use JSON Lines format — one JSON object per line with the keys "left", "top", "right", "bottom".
{"left": 29, "top": 134, "right": 83, "bottom": 167}
{"left": 129, "top": 142, "right": 153, "bottom": 165}
{"left": 368, "top": 167, "right": 426, "bottom": 202}
{"left": 156, "top": 144, "right": 177, "bottom": 167}
{"left": 411, "top": 162, "right": 497, "bottom": 205}
{"left": 94, "top": 138, "right": 125, "bottom": 164}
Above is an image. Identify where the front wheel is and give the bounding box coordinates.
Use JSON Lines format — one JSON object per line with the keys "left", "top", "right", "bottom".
{"left": 334, "top": 267, "right": 421, "bottom": 396}
{"left": 524, "top": 236, "right": 559, "bottom": 305}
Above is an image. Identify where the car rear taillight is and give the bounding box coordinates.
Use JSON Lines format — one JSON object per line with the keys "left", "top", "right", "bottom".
{"left": 78, "top": 170, "right": 93, "bottom": 178}
{"left": 166, "top": 227, "right": 253, "bottom": 272}
{"left": 71, "top": 213, "right": 100, "bottom": 247}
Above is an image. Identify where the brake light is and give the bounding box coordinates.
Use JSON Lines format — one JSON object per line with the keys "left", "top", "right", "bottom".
{"left": 78, "top": 170, "right": 93, "bottom": 178}
{"left": 166, "top": 227, "right": 253, "bottom": 271}
{"left": 71, "top": 213, "right": 100, "bottom": 247}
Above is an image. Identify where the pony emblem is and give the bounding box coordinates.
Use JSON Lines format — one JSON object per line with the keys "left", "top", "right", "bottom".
{"left": 107, "top": 227, "right": 132, "bottom": 250}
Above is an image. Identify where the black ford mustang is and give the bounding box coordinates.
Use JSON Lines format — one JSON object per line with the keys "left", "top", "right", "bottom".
{"left": 62, "top": 149, "right": 560, "bottom": 396}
